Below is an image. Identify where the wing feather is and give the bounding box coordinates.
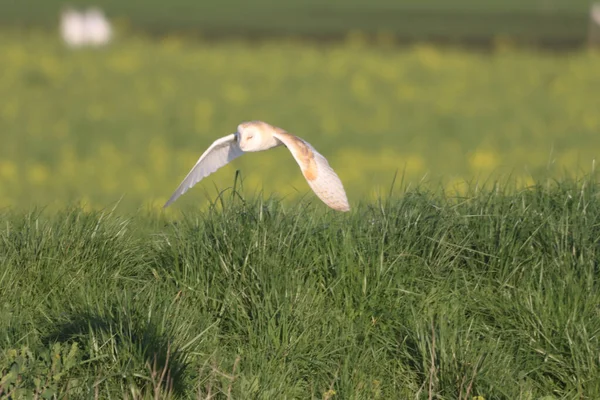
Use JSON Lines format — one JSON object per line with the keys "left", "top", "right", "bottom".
{"left": 164, "top": 134, "right": 244, "bottom": 207}
{"left": 272, "top": 130, "right": 350, "bottom": 212}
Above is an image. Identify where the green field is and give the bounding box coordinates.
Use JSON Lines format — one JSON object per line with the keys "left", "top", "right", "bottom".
{"left": 2, "top": 30, "right": 600, "bottom": 398}
{"left": 1, "top": 32, "right": 599, "bottom": 213}
{"left": 4, "top": 0, "right": 591, "bottom": 43}
{"left": 2, "top": 178, "right": 600, "bottom": 398}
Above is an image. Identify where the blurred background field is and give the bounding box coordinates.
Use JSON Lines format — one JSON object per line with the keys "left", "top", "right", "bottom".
{"left": 3, "top": 2, "right": 600, "bottom": 398}
{"left": 0, "top": 29, "right": 599, "bottom": 212}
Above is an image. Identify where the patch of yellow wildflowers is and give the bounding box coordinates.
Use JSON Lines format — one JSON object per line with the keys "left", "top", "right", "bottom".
{"left": 0, "top": 30, "right": 597, "bottom": 212}
{"left": 0, "top": 161, "right": 17, "bottom": 182}
{"left": 469, "top": 150, "right": 499, "bottom": 173}
{"left": 27, "top": 163, "right": 49, "bottom": 186}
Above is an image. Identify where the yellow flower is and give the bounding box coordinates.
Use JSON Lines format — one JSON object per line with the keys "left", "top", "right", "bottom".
{"left": 0, "top": 161, "right": 17, "bottom": 181}
{"left": 469, "top": 150, "right": 499, "bottom": 172}
{"left": 27, "top": 163, "right": 49, "bottom": 185}
{"left": 414, "top": 44, "right": 442, "bottom": 70}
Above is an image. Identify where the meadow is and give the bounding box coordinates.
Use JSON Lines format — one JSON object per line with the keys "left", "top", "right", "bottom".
{"left": 1, "top": 31, "right": 600, "bottom": 398}
{"left": 1, "top": 177, "right": 600, "bottom": 398}
{"left": 0, "top": 32, "right": 599, "bottom": 213}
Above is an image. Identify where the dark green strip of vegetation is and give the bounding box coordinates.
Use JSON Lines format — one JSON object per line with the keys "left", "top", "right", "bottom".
{"left": 4, "top": 0, "right": 591, "bottom": 44}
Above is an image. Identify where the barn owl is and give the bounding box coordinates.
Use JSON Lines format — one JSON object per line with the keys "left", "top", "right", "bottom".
{"left": 164, "top": 121, "right": 350, "bottom": 211}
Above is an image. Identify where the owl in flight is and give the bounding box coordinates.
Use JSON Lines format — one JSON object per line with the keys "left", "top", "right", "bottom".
{"left": 164, "top": 121, "right": 350, "bottom": 211}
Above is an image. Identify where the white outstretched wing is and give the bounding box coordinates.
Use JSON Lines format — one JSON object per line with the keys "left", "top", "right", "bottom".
{"left": 164, "top": 134, "right": 244, "bottom": 207}
{"left": 272, "top": 130, "right": 350, "bottom": 212}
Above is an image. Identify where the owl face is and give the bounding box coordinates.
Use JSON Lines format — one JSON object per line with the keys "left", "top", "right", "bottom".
{"left": 236, "top": 121, "right": 280, "bottom": 152}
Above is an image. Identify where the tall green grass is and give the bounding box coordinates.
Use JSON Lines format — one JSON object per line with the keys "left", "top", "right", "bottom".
{"left": 1, "top": 176, "right": 599, "bottom": 398}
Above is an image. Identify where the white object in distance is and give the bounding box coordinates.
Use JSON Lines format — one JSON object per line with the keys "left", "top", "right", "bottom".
{"left": 592, "top": 3, "right": 600, "bottom": 24}
{"left": 164, "top": 121, "right": 351, "bottom": 212}
{"left": 60, "top": 8, "right": 87, "bottom": 48}
{"left": 84, "top": 7, "right": 112, "bottom": 46}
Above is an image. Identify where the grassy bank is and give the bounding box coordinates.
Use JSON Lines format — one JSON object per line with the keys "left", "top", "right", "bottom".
{"left": 1, "top": 177, "right": 599, "bottom": 398}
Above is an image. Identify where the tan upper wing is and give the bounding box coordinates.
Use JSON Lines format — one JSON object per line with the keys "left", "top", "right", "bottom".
{"left": 272, "top": 130, "right": 350, "bottom": 212}
{"left": 164, "top": 134, "right": 244, "bottom": 207}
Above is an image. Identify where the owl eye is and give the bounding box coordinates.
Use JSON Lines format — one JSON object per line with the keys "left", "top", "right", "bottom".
{"left": 247, "top": 134, "right": 254, "bottom": 140}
